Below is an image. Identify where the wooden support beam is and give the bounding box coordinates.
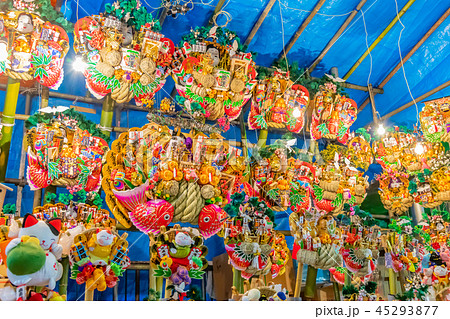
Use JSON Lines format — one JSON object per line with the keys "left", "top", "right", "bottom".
{"left": 368, "top": 83, "right": 378, "bottom": 124}
{"left": 308, "top": 0, "right": 368, "bottom": 73}
{"left": 244, "top": 0, "right": 277, "bottom": 46}
{"left": 279, "top": 0, "right": 327, "bottom": 59}
{"left": 358, "top": 7, "right": 450, "bottom": 112}
{"left": 208, "top": 0, "right": 227, "bottom": 26}
{"left": 343, "top": 0, "right": 416, "bottom": 80}
{"left": 380, "top": 80, "right": 450, "bottom": 121}
{"left": 341, "top": 81, "right": 383, "bottom": 94}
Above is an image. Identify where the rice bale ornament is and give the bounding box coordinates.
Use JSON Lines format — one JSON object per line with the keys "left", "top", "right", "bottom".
{"left": 221, "top": 193, "right": 276, "bottom": 279}
{"left": 0, "top": 1, "right": 70, "bottom": 88}
{"left": 419, "top": 97, "right": 450, "bottom": 143}
{"left": 292, "top": 213, "right": 342, "bottom": 270}
{"left": 310, "top": 82, "right": 357, "bottom": 143}
{"left": 69, "top": 227, "right": 129, "bottom": 292}
{"left": 248, "top": 70, "right": 309, "bottom": 133}
{"left": 377, "top": 170, "right": 413, "bottom": 216}
{"left": 101, "top": 121, "right": 237, "bottom": 235}
{"left": 150, "top": 225, "right": 208, "bottom": 301}
{"left": 73, "top": 0, "right": 173, "bottom": 105}
{"left": 25, "top": 109, "right": 109, "bottom": 193}
{"left": 172, "top": 25, "right": 257, "bottom": 130}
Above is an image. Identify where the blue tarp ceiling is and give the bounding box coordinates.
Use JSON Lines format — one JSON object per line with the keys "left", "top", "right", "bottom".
{"left": 59, "top": 0, "right": 450, "bottom": 129}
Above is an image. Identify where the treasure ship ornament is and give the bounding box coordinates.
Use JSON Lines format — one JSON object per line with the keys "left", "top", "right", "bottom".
{"left": 310, "top": 82, "right": 357, "bottom": 143}
{"left": 25, "top": 109, "right": 109, "bottom": 193}
{"left": 101, "top": 121, "right": 240, "bottom": 237}
{"left": 248, "top": 70, "right": 309, "bottom": 133}
{"left": 73, "top": 0, "right": 174, "bottom": 105}
{"left": 172, "top": 25, "right": 257, "bottom": 130}
{"left": 0, "top": 0, "right": 70, "bottom": 88}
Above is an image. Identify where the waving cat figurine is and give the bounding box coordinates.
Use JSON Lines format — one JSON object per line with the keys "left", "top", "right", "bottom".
{"left": 18, "top": 214, "right": 63, "bottom": 260}
{"left": 6, "top": 236, "right": 63, "bottom": 291}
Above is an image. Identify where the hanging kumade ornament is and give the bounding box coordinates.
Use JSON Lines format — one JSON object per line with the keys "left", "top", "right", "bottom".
{"left": 25, "top": 109, "right": 109, "bottom": 193}
{"left": 0, "top": 0, "right": 70, "bottom": 88}
{"left": 221, "top": 193, "right": 276, "bottom": 280}
{"left": 371, "top": 129, "right": 415, "bottom": 171}
{"left": 377, "top": 170, "right": 413, "bottom": 216}
{"left": 172, "top": 25, "right": 257, "bottom": 131}
{"left": 346, "top": 129, "right": 373, "bottom": 171}
{"left": 419, "top": 97, "right": 450, "bottom": 143}
{"left": 70, "top": 227, "right": 129, "bottom": 293}
{"left": 73, "top": 0, "right": 173, "bottom": 105}
{"left": 310, "top": 82, "right": 357, "bottom": 143}
{"left": 248, "top": 70, "right": 309, "bottom": 133}
{"left": 150, "top": 225, "right": 207, "bottom": 301}
{"left": 101, "top": 121, "right": 241, "bottom": 237}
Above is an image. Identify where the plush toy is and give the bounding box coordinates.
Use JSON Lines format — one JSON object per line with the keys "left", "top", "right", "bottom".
{"left": 170, "top": 232, "right": 194, "bottom": 258}
{"left": 18, "top": 214, "right": 63, "bottom": 259}
{"left": 242, "top": 288, "right": 260, "bottom": 301}
{"left": 87, "top": 229, "right": 116, "bottom": 266}
{"left": 0, "top": 286, "right": 16, "bottom": 301}
{"left": 422, "top": 267, "right": 434, "bottom": 285}
{"left": 6, "top": 236, "right": 63, "bottom": 290}
{"left": 432, "top": 265, "right": 449, "bottom": 284}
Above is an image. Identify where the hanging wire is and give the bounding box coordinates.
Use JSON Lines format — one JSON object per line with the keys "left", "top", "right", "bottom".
{"left": 393, "top": 0, "right": 419, "bottom": 126}
{"left": 360, "top": 7, "right": 373, "bottom": 87}
{"left": 278, "top": 0, "right": 290, "bottom": 71}
{"left": 306, "top": 0, "right": 379, "bottom": 72}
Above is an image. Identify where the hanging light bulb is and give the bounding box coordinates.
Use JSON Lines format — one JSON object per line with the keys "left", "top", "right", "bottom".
{"left": 414, "top": 142, "right": 425, "bottom": 155}
{"left": 292, "top": 107, "right": 301, "bottom": 118}
{"left": 377, "top": 124, "right": 385, "bottom": 135}
{"left": 73, "top": 56, "right": 87, "bottom": 72}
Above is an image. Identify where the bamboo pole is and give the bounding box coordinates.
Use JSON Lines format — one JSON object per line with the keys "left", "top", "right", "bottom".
{"left": 343, "top": 0, "right": 417, "bottom": 80}
{"left": 358, "top": 7, "right": 450, "bottom": 112}
{"left": 0, "top": 77, "right": 21, "bottom": 182}
{"left": 308, "top": 0, "right": 368, "bottom": 73}
{"left": 379, "top": 80, "right": 450, "bottom": 122}
{"left": 16, "top": 92, "right": 32, "bottom": 216}
{"left": 333, "top": 282, "right": 341, "bottom": 301}
{"left": 294, "top": 262, "right": 303, "bottom": 297}
{"left": 279, "top": 0, "right": 327, "bottom": 59}
{"left": 233, "top": 269, "right": 244, "bottom": 293}
{"left": 304, "top": 265, "right": 318, "bottom": 299}
{"left": 244, "top": 0, "right": 277, "bottom": 46}
{"left": 58, "top": 256, "right": 70, "bottom": 296}
{"left": 257, "top": 129, "right": 268, "bottom": 149}
{"left": 84, "top": 287, "right": 94, "bottom": 301}
{"left": 99, "top": 94, "right": 115, "bottom": 137}
{"left": 388, "top": 268, "right": 397, "bottom": 295}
